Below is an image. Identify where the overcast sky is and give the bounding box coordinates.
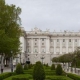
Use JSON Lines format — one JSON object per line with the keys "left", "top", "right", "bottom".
{"left": 6, "top": 0, "right": 80, "bottom": 32}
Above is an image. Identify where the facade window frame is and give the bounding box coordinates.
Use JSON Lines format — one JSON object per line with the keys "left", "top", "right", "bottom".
{"left": 57, "top": 39, "right": 59, "bottom": 42}
{"left": 63, "top": 39, "right": 65, "bottom": 42}
{"left": 69, "top": 39, "right": 71, "bottom": 42}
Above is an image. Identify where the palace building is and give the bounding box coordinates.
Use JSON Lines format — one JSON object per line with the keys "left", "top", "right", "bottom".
{"left": 18, "top": 27, "right": 80, "bottom": 65}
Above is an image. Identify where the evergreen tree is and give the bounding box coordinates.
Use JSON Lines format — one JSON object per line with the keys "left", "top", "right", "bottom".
{"left": 33, "top": 61, "right": 45, "bottom": 80}
{"left": 56, "top": 64, "right": 62, "bottom": 75}
{"left": 51, "top": 64, "right": 55, "bottom": 70}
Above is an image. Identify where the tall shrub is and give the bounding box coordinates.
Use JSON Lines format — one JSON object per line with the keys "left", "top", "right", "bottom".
{"left": 33, "top": 61, "right": 45, "bottom": 80}
{"left": 15, "top": 63, "right": 23, "bottom": 74}
{"left": 56, "top": 64, "right": 62, "bottom": 75}
{"left": 24, "top": 64, "right": 28, "bottom": 70}
{"left": 51, "top": 64, "right": 55, "bottom": 70}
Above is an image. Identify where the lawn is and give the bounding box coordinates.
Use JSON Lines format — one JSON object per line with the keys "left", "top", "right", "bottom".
{"left": 3, "top": 65, "right": 72, "bottom": 80}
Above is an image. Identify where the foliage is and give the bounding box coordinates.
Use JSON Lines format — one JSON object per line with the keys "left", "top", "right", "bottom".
{"left": 51, "top": 64, "right": 55, "bottom": 70}
{"left": 33, "top": 61, "right": 45, "bottom": 80}
{"left": 67, "top": 73, "right": 80, "bottom": 80}
{"left": 56, "top": 64, "right": 62, "bottom": 75}
{"left": 24, "top": 64, "right": 28, "bottom": 70}
{"left": 28, "top": 64, "right": 33, "bottom": 69}
{"left": 52, "top": 48, "right": 80, "bottom": 68}
{"left": 52, "top": 57, "right": 59, "bottom": 63}
{"left": 0, "top": 72, "right": 12, "bottom": 80}
{"left": 12, "top": 77, "right": 29, "bottom": 80}
{"left": 45, "top": 63, "right": 49, "bottom": 67}
{"left": 4, "top": 74, "right": 32, "bottom": 80}
{"left": 0, "top": 0, "right": 22, "bottom": 58}
{"left": 46, "top": 75, "right": 72, "bottom": 80}
{"left": 15, "top": 63, "right": 23, "bottom": 74}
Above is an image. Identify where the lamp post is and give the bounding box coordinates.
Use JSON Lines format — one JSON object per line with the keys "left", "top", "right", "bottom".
{"left": 74, "top": 55, "right": 77, "bottom": 73}
{"left": 11, "top": 51, "right": 13, "bottom": 72}
{"left": 1, "top": 54, "right": 4, "bottom": 73}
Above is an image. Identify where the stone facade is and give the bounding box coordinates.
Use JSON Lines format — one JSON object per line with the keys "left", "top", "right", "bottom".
{"left": 19, "top": 27, "right": 80, "bottom": 65}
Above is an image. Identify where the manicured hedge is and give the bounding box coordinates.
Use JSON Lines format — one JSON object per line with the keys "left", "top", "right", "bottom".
{"left": 45, "top": 71, "right": 56, "bottom": 75}
{"left": 4, "top": 74, "right": 32, "bottom": 80}
{"left": 46, "top": 76, "right": 72, "bottom": 80}
{"left": 12, "top": 77, "right": 29, "bottom": 80}
{"left": 0, "top": 72, "right": 12, "bottom": 80}
{"left": 67, "top": 73, "right": 80, "bottom": 80}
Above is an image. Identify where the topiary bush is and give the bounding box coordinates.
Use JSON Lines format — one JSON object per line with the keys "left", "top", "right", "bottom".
{"left": 12, "top": 77, "right": 29, "bottom": 80}
{"left": 51, "top": 64, "right": 55, "bottom": 70}
{"left": 56, "top": 64, "right": 62, "bottom": 75}
{"left": 0, "top": 72, "right": 13, "bottom": 80}
{"left": 28, "top": 64, "right": 33, "bottom": 69}
{"left": 33, "top": 61, "right": 45, "bottom": 80}
{"left": 15, "top": 63, "right": 23, "bottom": 74}
{"left": 24, "top": 64, "right": 28, "bottom": 70}
{"left": 46, "top": 63, "right": 49, "bottom": 67}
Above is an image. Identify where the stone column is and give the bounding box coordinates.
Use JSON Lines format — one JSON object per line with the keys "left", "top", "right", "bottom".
{"left": 39, "top": 38, "right": 41, "bottom": 54}
{"left": 66, "top": 39, "right": 68, "bottom": 53}
{"left": 72, "top": 39, "right": 74, "bottom": 52}
{"left": 46, "top": 38, "right": 50, "bottom": 53}
{"left": 31, "top": 38, "right": 33, "bottom": 54}
{"left": 53, "top": 39, "right": 56, "bottom": 54}
{"left": 78, "top": 39, "right": 80, "bottom": 47}
{"left": 60, "top": 39, "right": 62, "bottom": 54}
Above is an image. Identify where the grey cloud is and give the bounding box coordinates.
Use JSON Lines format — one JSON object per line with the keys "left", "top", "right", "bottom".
{"left": 6, "top": 0, "right": 80, "bottom": 32}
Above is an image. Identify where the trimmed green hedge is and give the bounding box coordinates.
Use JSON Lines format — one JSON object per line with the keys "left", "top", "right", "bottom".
{"left": 4, "top": 74, "right": 32, "bottom": 80}
{"left": 67, "top": 73, "right": 80, "bottom": 80}
{"left": 46, "top": 76, "right": 72, "bottom": 80}
{"left": 12, "top": 76, "right": 29, "bottom": 80}
{"left": 0, "top": 72, "right": 12, "bottom": 80}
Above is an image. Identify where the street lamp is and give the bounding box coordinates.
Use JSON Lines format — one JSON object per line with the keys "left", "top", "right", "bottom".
{"left": 11, "top": 51, "right": 13, "bottom": 72}
{"left": 1, "top": 53, "right": 4, "bottom": 73}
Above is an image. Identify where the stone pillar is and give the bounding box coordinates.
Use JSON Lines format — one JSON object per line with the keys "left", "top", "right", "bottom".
{"left": 78, "top": 39, "right": 80, "bottom": 47}
{"left": 53, "top": 39, "right": 56, "bottom": 54}
{"left": 39, "top": 38, "right": 41, "bottom": 54}
{"left": 66, "top": 39, "right": 68, "bottom": 53}
{"left": 46, "top": 38, "right": 50, "bottom": 53}
{"left": 72, "top": 39, "right": 74, "bottom": 52}
{"left": 31, "top": 38, "right": 33, "bottom": 54}
{"left": 60, "top": 39, "right": 62, "bottom": 54}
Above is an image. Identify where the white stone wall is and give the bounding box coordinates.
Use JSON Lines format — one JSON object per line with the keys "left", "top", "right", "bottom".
{"left": 19, "top": 28, "right": 80, "bottom": 65}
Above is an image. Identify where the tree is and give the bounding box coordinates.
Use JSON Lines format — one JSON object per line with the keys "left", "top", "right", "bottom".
{"left": 33, "top": 61, "right": 45, "bottom": 80}
{"left": 51, "top": 64, "right": 55, "bottom": 70}
{"left": 0, "top": 0, "right": 22, "bottom": 66}
{"left": 52, "top": 57, "right": 59, "bottom": 63}
{"left": 0, "top": 0, "right": 22, "bottom": 55}
{"left": 24, "top": 64, "right": 28, "bottom": 70}
{"left": 56, "top": 64, "right": 62, "bottom": 75}
{"left": 15, "top": 63, "right": 23, "bottom": 74}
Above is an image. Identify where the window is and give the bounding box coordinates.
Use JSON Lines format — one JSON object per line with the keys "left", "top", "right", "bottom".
{"left": 42, "top": 38, "right": 44, "bottom": 41}
{"left": 35, "top": 43, "right": 36, "bottom": 45}
{"left": 75, "top": 39, "right": 77, "bottom": 42}
{"left": 50, "top": 39, "right": 53, "bottom": 42}
{"left": 63, "top": 39, "right": 65, "bottom": 42}
{"left": 27, "top": 49, "right": 29, "bottom": 52}
{"left": 42, "top": 43, "right": 44, "bottom": 45}
{"left": 42, "top": 49, "right": 45, "bottom": 53}
{"left": 35, "top": 49, "right": 37, "bottom": 52}
{"left": 69, "top": 39, "right": 71, "bottom": 42}
{"left": 27, "top": 42, "right": 29, "bottom": 45}
{"left": 57, "top": 39, "right": 59, "bottom": 42}
{"left": 35, "top": 39, "right": 37, "bottom": 41}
